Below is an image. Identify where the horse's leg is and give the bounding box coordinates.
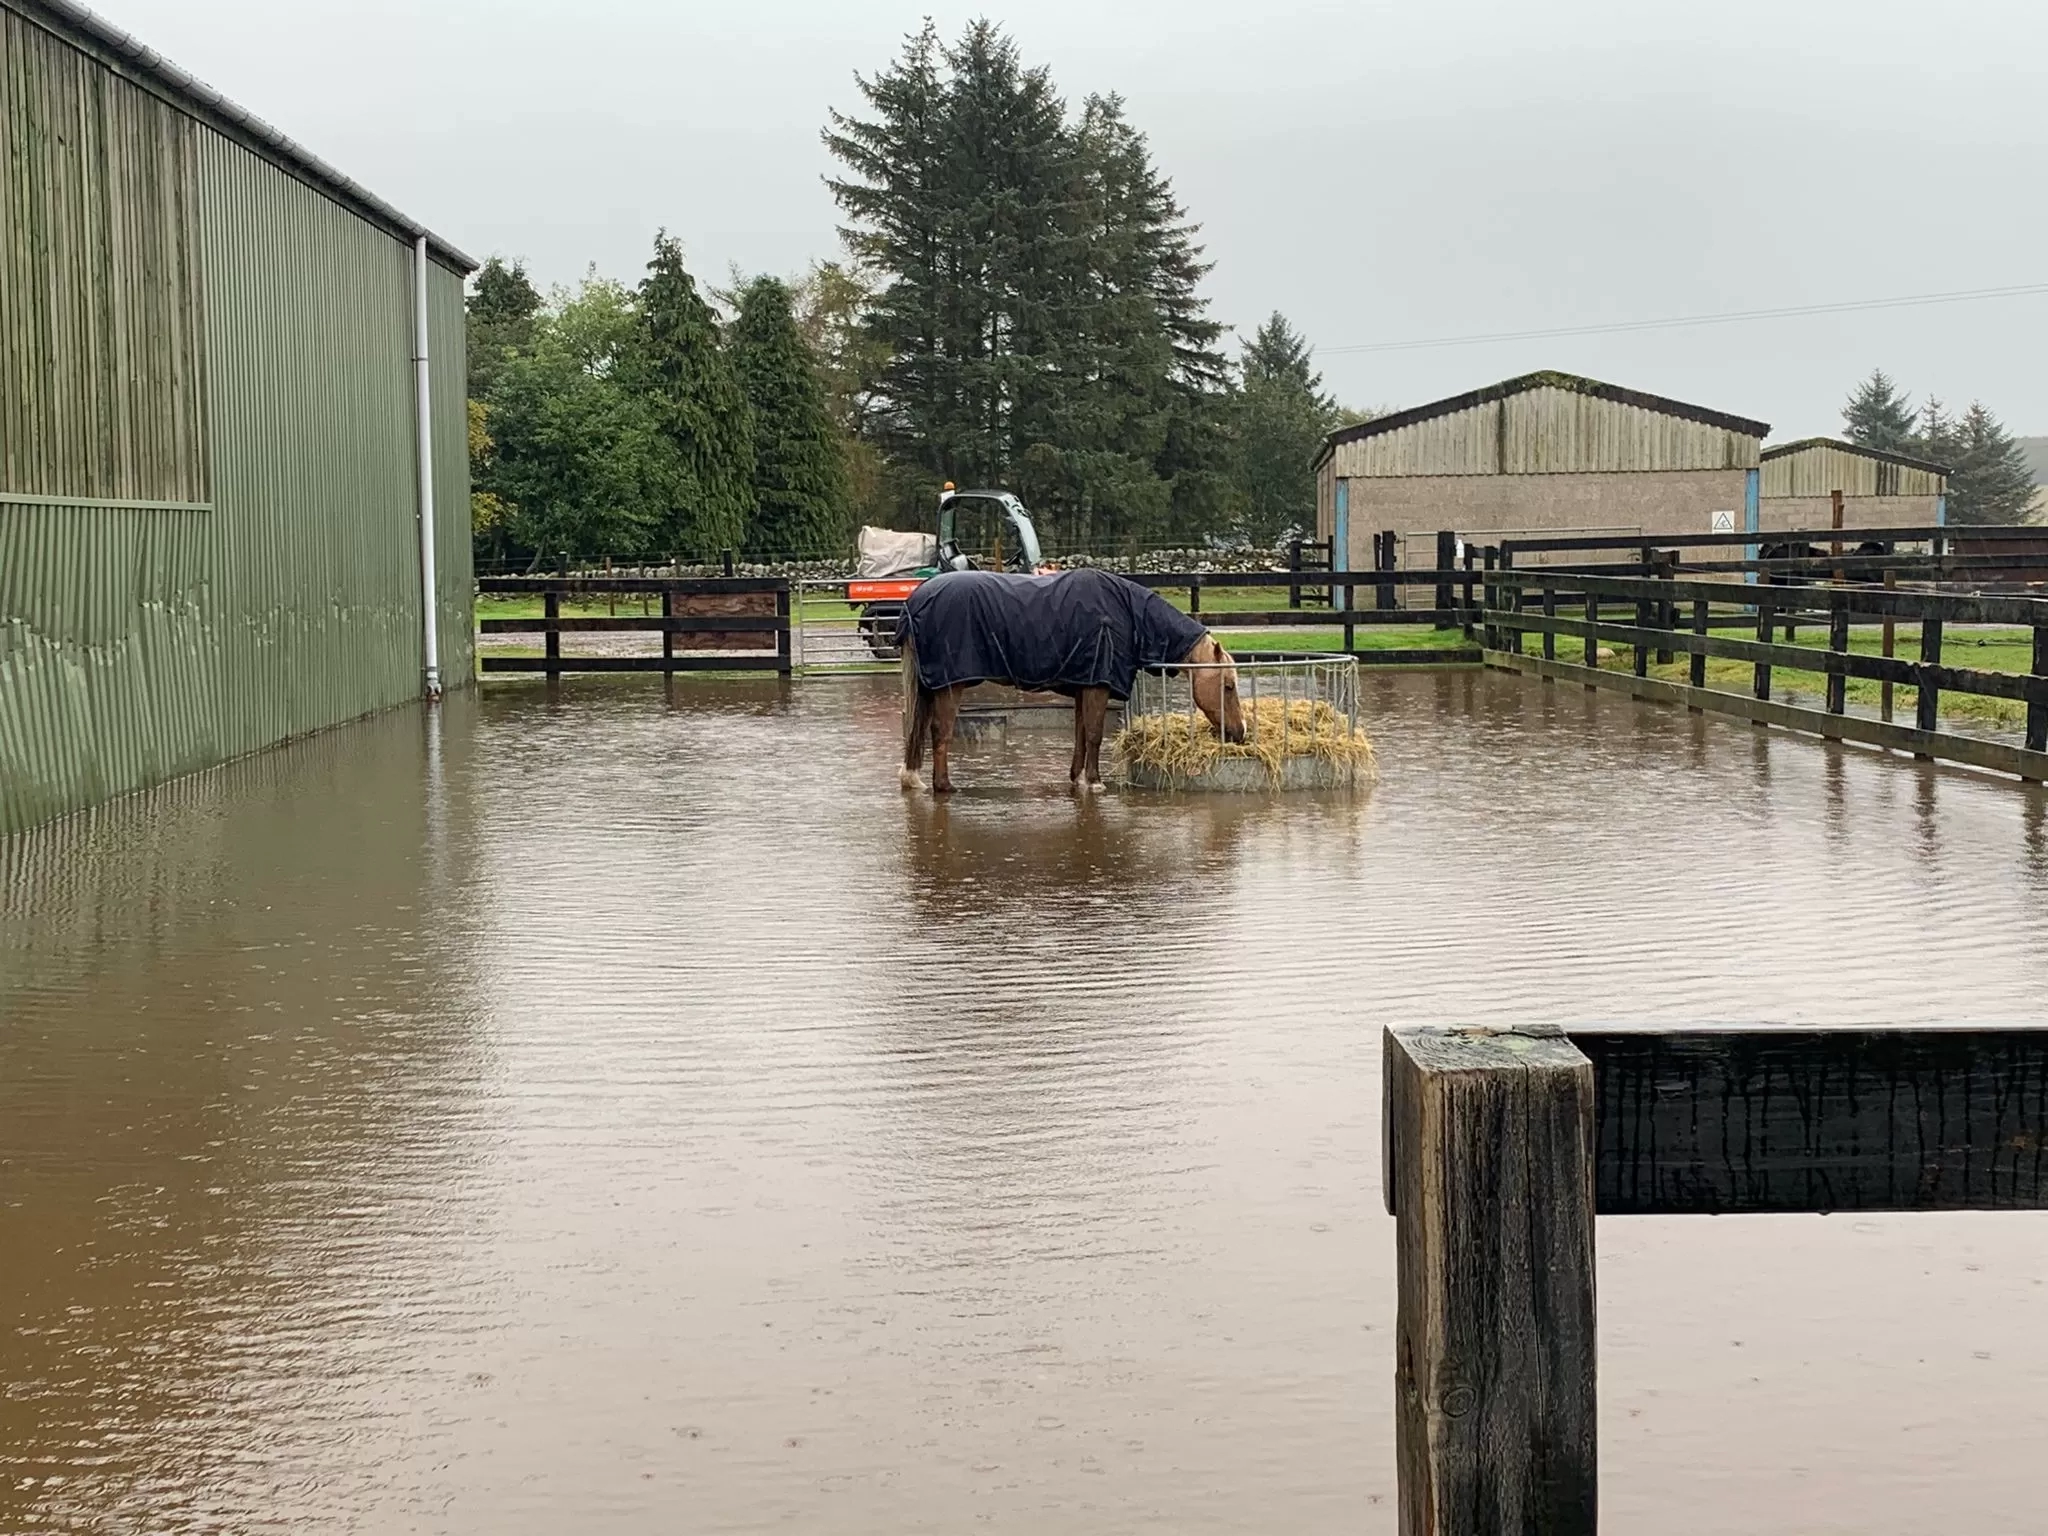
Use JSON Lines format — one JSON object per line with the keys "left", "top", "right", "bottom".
{"left": 930, "top": 686, "right": 961, "bottom": 794}
{"left": 900, "top": 638, "right": 930, "bottom": 790}
{"left": 1079, "top": 687, "right": 1108, "bottom": 791}
{"left": 1070, "top": 696, "right": 1088, "bottom": 785}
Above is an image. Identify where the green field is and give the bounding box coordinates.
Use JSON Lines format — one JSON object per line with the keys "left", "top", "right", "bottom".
{"left": 1548, "top": 625, "right": 2037, "bottom": 729}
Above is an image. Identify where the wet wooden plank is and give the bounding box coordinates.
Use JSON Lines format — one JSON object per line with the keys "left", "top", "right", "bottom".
{"left": 1499, "top": 523, "right": 2036, "bottom": 554}
{"left": 480, "top": 616, "right": 786, "bottom": 633}
{"left": 1498, "top": 569, "right": 2048, "bottom": 629}
{"left": 1384, "top": 1026, "right": 1597, "bottom": 1536}
{"left": 480, "top": 656, "right": 787, "bottom": 673}
{"left": 1205, "top": 609, "right": 1463, "bottom": 626}
{"left": 477, "top": 576, "right": 790, "bottom": 595}
{"left": 1574, "top": 1029, "right": 2048, "bottom": 1214}
{"left": 1228, "top": 647, "right": 1482, "bottom": 666}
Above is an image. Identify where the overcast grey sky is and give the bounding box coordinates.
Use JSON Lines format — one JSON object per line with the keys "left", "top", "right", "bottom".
{"left": 107, "top": 0, "right": 2048, "bottom": 438}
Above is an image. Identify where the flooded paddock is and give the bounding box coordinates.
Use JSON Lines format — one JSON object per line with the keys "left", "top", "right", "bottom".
{"left": 5, "top": 670, "right": 2048, "bottom": 1535}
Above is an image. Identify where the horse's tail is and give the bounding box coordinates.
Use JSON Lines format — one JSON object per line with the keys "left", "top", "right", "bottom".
{"left": 900, "top": 636, "right": 932, "bottom": 789}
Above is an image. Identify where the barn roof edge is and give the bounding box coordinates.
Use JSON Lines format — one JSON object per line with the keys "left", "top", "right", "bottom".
{"left": 1313, "top": 370, "right": 1772, "bottom": 472}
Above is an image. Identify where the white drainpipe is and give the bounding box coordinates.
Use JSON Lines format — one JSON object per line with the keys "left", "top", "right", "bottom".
{"left": 413, "top": 235, "right": 443, "bottom": 700}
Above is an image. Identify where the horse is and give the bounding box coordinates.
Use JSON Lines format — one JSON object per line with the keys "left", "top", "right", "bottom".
{"left": 894, "top": 567, "right": 1246, "bottom": 795}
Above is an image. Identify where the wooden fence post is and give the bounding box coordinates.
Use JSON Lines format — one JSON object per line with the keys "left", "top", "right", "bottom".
{"left": 1653, "top": 551, "right": 1676, "bottom": 666}
{"left": 1481, "top": 546, "right": 1498, "bottom": 650}
{"left": 1436, "top": 531, "right": 1456, "bottom": 626}
{"left": 1384, "top": 1026, "right": 1597, "bottom": 1536}
{"left": 1753, "top": 597, "right": 1775, "bottom": 705}
{"left": 1583, "top": 592, "right": 1599, "bottom": 673}
{"left": 1689, "top": 597, "right": 1708, "bottom": 696}
{"left": 544, "top": 589, "right": 561, "bottom": 681}
{"left": 2029, "top": 623, "right": 2048, "bottom": 758}
{"left": 775, "top": 586, "right": 793, "bottom": 676}
{"left": 1542, "top": 584, "right": 1557, "bottom": 662}
{"left": 1826, "top": 592, "right": 1850, "bottom": 719}
{"left": 1916, "top": 615, "right": 1944, "bottom": 747}
{"left": 1881, "top": 570, "right": 1897, "bottom": 722}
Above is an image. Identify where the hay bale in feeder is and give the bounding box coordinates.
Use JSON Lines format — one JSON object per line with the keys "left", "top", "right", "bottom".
{"left": 1114, "top": 697, "right": 1376, "bottom": 791}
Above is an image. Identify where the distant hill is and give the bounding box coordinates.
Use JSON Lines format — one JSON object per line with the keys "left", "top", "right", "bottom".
{"left": 2018, "top": 436, "right": 2048, "bottom": 484}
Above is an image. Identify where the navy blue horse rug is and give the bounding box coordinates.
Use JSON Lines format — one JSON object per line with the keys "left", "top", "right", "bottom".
{"left": 896, "top": 568, "right": 1209, "bottom": 700}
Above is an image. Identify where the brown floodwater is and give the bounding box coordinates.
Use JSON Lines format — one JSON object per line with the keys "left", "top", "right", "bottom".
{"left": 4, "top": 671, "right": 2048, "bottom": 1535}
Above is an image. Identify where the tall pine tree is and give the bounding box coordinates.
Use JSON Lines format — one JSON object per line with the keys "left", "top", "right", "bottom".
{"left": 729, "top": 276, "right": 850, "bottom": 557}
{"left": 1232, "top": 312, "right": 1338, "bottom": 545}
{"left": 635, "top": 234, "right": 755, "bottom": 559}
{"left": 1842, "top": 368, "right": 1918, "bottom": 452}
{"left": 467, "top": 256, "right": 543, "bottom": 401}
{"left": 824, "top": 23, "right": 1231, "bottom": 550}
{"left": 1947, "top": 401, "right": 2036, "bottom": 525}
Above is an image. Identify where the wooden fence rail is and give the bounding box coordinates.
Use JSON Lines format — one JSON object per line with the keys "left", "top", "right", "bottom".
{"left": 476, "top": 575, "right": 792, "bottom": 677}
{"left": 1483, "top": 566, "right": 2048, "bottom": 779}
{"left": 1383, "top": 1023, "right": 2048, "bottom": 1535}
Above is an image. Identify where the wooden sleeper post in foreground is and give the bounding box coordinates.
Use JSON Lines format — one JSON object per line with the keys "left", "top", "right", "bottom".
{"left": 1383, "top": 1025, "right": 1597, "bottom": 1536}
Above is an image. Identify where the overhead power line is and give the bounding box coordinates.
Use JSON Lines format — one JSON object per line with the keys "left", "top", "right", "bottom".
{"left": 1317, "top": 282, "right": 2048, "bottom": 356}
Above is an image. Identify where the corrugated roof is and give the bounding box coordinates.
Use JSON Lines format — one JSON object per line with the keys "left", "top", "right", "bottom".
{"left": 10, "top": 0, "right": 476, "bottom": 273}
{"left": 1760, "top": 437, "right": 1953, "bottom": 476}
{"left": 1313, "top": 370, "right": 1771, "bottom": 471}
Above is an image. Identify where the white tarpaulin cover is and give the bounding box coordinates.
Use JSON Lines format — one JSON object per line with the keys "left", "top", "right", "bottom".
{"left": 855, "top": 526, "right": 936, "bottom": 578}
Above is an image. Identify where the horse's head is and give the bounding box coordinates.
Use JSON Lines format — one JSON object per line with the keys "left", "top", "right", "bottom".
{"left": 1187, "top": 636, "right": 1246, "bottom": 744}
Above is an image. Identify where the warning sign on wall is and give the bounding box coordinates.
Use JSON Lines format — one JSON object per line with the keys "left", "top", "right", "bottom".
{"left": 1710, "top": 509, "right": 1737, "bottom": 534}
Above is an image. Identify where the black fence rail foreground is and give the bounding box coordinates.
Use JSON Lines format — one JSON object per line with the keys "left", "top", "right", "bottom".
{"left": 477, "top": 575, "right": 792, "bottom": 677}
{"left": 1483, "top": 564, "right": 2048, "bottom": 781}
{"left": 1383, "top": 1023, "right": 2048, "bottom": 1535}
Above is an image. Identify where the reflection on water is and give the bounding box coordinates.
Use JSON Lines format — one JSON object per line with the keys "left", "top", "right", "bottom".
{"left": 4, "top": 672, "right": 2048, "bottom": 1534}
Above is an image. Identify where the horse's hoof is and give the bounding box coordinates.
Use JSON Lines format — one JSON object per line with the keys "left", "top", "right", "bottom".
{"left": 899, "top": 768, "right": 921, "bottom": 792}
{"left": 1085, "top": 780, "right": 1106, "bottom": 795}
{"left": 932, "top": 784, "right": 955, "bottom": 796}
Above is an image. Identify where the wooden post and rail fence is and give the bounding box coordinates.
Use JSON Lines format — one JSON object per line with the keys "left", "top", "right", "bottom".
{"left": 1383, "top": 1022, "right": 2048, "bottom": 1534}
{"left": 1474, "top": 528, "right": 2048, "bottom": 786}
{"left": 476, "top": 574, "right": 793, "bottom": 678}
{"left": 1478, "top": 560, "right": 2048, "bottom": 781}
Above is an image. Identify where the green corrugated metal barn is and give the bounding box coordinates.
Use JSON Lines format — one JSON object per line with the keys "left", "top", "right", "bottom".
{"left": 1, "top": 0, "right": 475, "bottom": 835}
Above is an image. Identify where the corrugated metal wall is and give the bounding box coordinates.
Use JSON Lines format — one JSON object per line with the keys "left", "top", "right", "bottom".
{"left": 1761, "top": 444, "right": 1944, "bottom": 499}
{"left": 1, "top": 9, "right": 210, "bottom": 503}
{"left": 1, "top": 5, "right": 470, "bottom": 836}
{"left": 1326, "top": 386, "right": 1761, "bottom": 479}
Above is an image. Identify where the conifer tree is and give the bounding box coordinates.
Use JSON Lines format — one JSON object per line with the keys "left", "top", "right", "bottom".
{"left": 1842, "top": 368, "right": 1918, "bottom": 452}
{"left": 635, "top": 234, "right": 755, "bottom": 559}
{"left": 729, "top": 276, "right": 850, "bottom": 557}
{"left": 1232, "top": 312, "right": 1338, "bottom": 545}
{"left": 824, "top": 25, "right": 1233, "bottom": 551}
{"left": 1947, "top": 401, "right": 2036, "bottom": 525}
{"left": 467, "top": 256, "right": 543, "bottom": 400}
